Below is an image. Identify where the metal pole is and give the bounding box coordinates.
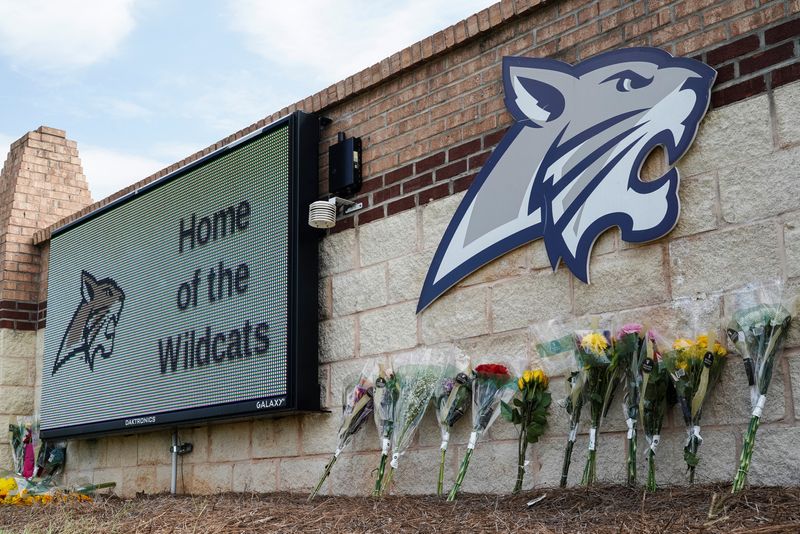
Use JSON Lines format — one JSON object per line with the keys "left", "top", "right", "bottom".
{"left": 170, "top": 430, "right": 178, "bottom": 495}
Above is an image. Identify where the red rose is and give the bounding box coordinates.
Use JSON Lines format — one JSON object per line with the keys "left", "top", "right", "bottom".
{"left": 474, "top": 363, "right": 510, "bottom": 377}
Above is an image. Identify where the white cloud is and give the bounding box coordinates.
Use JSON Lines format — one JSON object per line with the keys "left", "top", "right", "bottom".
{"left": 0, "top": 0, "right": 137, "bottom": 70}
{"left": 79, "top": 144, "right": 166, "bottom": 201}
{"left": 228, "top": 0, "right": 494, "bottom": 83}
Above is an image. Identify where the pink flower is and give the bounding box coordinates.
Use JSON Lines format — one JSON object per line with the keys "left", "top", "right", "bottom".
{"left": 617, "top": 323, "right": 643, "bottom": 337}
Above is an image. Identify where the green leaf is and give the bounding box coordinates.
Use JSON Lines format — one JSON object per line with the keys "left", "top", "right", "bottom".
{"left": 500, "top": 401, "right": 513, "bottom": 422}
{"left": 513, "top": 398, "right": 524, "bottom": 408}
{"left": 512, "top": 409, "right": 522, "bottom": 425}
{"left": 532, "top": 412, "right": 548, "bottom": 425}
{"left": 540, "top": 392, "right": 552, "bottom": 408}
{"left": 684, "top": 448, "right": 700, "bottom": 467}
{"left": 526, "top": 423, "right": 545, "bottom": 443}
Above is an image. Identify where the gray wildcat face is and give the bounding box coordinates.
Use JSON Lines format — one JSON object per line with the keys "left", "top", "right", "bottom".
{"left": 418, "top": 48, "right": 715, "bottom": 312}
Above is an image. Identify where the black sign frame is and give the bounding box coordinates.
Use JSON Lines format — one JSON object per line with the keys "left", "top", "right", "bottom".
{"left": 41, "top": 111, "right": 321, "bottom": 439}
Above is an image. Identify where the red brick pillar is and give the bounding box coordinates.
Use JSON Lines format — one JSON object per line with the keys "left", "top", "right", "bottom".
{"left": 0, "top": 126, "right": 93, "bottom": 467}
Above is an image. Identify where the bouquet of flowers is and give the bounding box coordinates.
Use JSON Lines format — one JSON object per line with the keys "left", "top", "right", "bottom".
{"left": 725, "top": 282, "right": 795, "bottom": 493}
{"left": 575, "top": 319, "right": 613, "bottom": 486}
{"left": 501, "top": 368, "right": 551, "bottom": 493}
{"left": 638, "top": 331, "right": 670, "bottom": 492}
{"left": 447, "top": 361, "right": 517, "bottom": 501}
{"left": 662, "top": 327, "right": 727, "bottom": 483}
{"left": 531, "top": 320, "right": 580, "bottom": 488}
{"left": 433, "top": 352, "right": 472, "bottom": 496}
{"left": 371, "top": 362, "right": 398, "bottom": 496}
{"left": 380, "top": 351, "right": 449, "bottom": 495}
{"left": 608, "top": 323, "right": 645, "bottom": 486}
{"left": 0, "top": 471, "right": 114, "bottom": 505}
{"left": 8, "top": 417, "right": 41, "bottom": 478}
{"left": 309, "top": 366, "right": 375, "bottom": 500}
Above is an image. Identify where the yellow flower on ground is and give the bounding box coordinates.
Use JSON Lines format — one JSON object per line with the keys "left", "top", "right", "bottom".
{"left": 581, "top": 332, "right": 608, "bottom": 354}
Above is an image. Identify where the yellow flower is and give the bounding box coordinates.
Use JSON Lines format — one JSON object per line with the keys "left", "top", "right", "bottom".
{"left": 522, "top": 370, "right": 534, "bottom": 384}
{"left": 673, "top": 338, "right": 694, "bottom": 350}
{"left": 696, "top": 334, "right": 728, "bottom": 357}
{"left": 518, "top": 378, "right": 525, "bottom": 391}
{"left": 532, "top": 369, "right": 549, "bottom": 389}
{"left": 581, "top": 332, "right": 608, "bottom": 354}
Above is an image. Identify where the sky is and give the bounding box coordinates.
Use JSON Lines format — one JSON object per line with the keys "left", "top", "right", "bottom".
{"left": 0, "top": 0, "right": 495, "bottom": 201}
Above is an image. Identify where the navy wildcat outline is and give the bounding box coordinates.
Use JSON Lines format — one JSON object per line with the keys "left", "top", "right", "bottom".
{"left": 417, "top": 47, "right": 715, "bottom": 313}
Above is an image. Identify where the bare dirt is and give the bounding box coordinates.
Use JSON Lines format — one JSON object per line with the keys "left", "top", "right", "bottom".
{"left": 0, "top": 485, "right": 799, "bottom": 533}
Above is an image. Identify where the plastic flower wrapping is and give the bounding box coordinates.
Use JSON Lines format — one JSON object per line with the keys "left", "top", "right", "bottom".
{"left": 380, "top": 350, "right": 451, "bottom": 495}
{"left": 608, "top": 322, "right": 645, "bottom": 486}
{"left": 371, "top": 360, "right": 398, "bottom": 496}
{"left": 447, "top": 357, "right": 520, "bottom": 501}
{"left": 661, "top": 298, "right": 728, "bottom": 484}
{"left": 725, "top": 281, "right": 795, "bottom": 493}
{"left": 531, "top": 319, "right": 581, "bottom": 488}
{"left": 574, "top": 317, "right": 613, "bottom": 486}
{"left": 432, "top": 348, "right": 471, "bottom": 496}
{"left": 638, "top": 329, "right": 671, "bottom": 492}
{"left": 309, "top": 363, "right": 375, "bottom": 500}
{"left": 501, "top": 368, "right": 551, "bottom": 493}
{"left": 8, "top": 416, "right": 65, "bottom": 481}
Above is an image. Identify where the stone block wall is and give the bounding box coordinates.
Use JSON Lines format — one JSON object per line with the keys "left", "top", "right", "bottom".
{"left": 3, "top": 0, "right": 799, "bottom": 497}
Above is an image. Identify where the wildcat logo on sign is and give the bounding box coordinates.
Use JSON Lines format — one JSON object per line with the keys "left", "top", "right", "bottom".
{"left": 52, "top": 271, "right": 126, "bottom": 375}
{"left": 417, "top": 48, "right": 715, "bottom": 312}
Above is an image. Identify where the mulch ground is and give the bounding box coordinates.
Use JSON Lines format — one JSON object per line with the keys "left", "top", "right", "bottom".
{"left": 0, "top": 485, "right": 798, "bottom": 533}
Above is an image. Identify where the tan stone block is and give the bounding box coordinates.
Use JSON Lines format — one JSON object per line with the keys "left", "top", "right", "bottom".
{"left": 104, "top": 435, "right": 138, "bottom": 468}
{"left": 332, "top": 264, "right": 387, "bottom": 316}
{"left": 491, "top": 269, "right": 572, "bottom": 332}
{"left": 137, "top": 431, "right": 170, "bottom": 465}
{"left": 774, "top": 80, "right": 800, "bottom": 147}
{"left": 420, "top": 286, "right": 489, "bottom": 344}
{"left": 252, "top": 416, "right": 301, "bottom": 458}
{"left": 180, "top": 426, "right": 209, "bottom": 464}
{"left": 719, "top": 145, "right": 800, "bottom": 224}
{"left": 320, "top": 229, "right": 356, "bottom": 276}
{"left": 279, "top": 456, "right": 328, "bottom": 492}
{"left": 0, "top": 358, "right": 33, "bottom": 386}
{"left": 387, "top": 249, "right": 434, "bottom": 304}
{"left": 0, "top": 329, "right": 36, "bottom": 360}
{"left": 669, "top": 222, "right": 781, "bottom": 298}
{"left": 535, "top": 432, "right": 626, "bottom": 487}
{"left": 388, "top": 446, "right": 449, "bottom": 495}
{"left": 67, "top": 438, "right": 106, "bottom": 471}
{"left": 678, "top": 93, "right": 772, "bottom": 178}
{"left": 359, "top": 301, "right": 418, "bottom": 355}
{"left": 456, "top": 439, "right": 534, "bottom": 494}
{"left": 748, "top": 426, "right": 800, "bottom": 485}
{"left": 460, "top": 246, "right": 527, "bottom": 287}
{"left": 784, "top": 213, "right": 800, "bottom": 279}
{"left": 92, "top": 467, "right": 124, "bottom": 496}
{"left": 328, "top": 451, "right": 375, "bottom": 496}
{"left": 700, "top": 358, "right": 785, "bottom": 425}
{"left": 122, "top": 465, "right": 157, "bottom": 496}
{"left": 672, "top": 173, "right": 718, "bottom": 238}
{"left": 575, "top": 244, "right": 669, "bottom": 313}
{"left": 155, "top": 465, "right": 172, "bottom": 493}
{"left": 208, "top": 421, "right": 251, "bottom": 462}
{"left": 189, "top": 463, "right": 233, "bottom": 494}
{"left": 416, "top": 403, "right": 473, "bottom": 448}
{"left": 654, "top": 427, "right": 738, "bottom": 485}
{"left": 319, "top": 316, "right": 356, "bottom": 363}
{"left": 232, "top": 459, "right": 278, "bottom": 492}
{"left": 359, "top": 209, "right": 418, "bottom": 266}
{"left": 319, "top": 277, "right": 332, "bottom": 320}
{"left": 421, "top": 192, "right": 465, "bottom": 251}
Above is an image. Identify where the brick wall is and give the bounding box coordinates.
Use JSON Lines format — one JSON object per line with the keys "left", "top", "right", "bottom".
{"left": 10, "top": 0, "right": 800, "bottom": 496}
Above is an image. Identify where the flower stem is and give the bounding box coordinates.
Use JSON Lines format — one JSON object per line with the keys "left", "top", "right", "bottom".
{"left": 560, "top": 440, "right": 574, "bottom": 488}
{"left": 732, "top": 415, "right": 761, "bottom": 493}
{"left": 308, "top": 454, "right": 337, "bottom": 501}
{"left": 437, "top": 448, "right": 446, "bottom": 497}
{"left": 514, "top": 431, "right": 529, "bottom": 493}
{"left": 380, "top": 466, "right": 395, "bottom": 496}
{"left": 646, "top": 450, "right": 656, "bottom": 492}
{"left": 373, "top": 453, "right": 387, "bottom": 496}
{"left": 687, "top": 436, "right": 699, "bottom": 484}
{"left": 581, "top": 450, "right": 596, "bottom": 486}
{"left": 627, "top": 430, "right": 637, "bottom": 487}
{"left": 447, "top": 447, "right": 473, "bottom": 501}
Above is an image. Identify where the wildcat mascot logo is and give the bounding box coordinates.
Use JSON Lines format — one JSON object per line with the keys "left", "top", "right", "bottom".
{"left": 417, "top": 48, "right": 715, "bottom": 312}
{"left": 52, "top": 271, "right": 126, "bottom": 375}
